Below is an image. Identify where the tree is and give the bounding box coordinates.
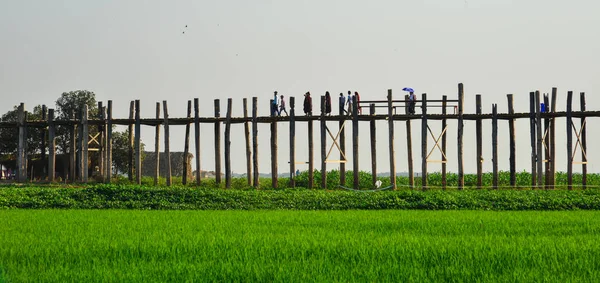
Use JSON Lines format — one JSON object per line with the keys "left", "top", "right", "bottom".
{"left": 111, "top": 129, "right": 145, "bottom": 175}
{"left": 55, "top": 90, "right": 98, "bottom": 154}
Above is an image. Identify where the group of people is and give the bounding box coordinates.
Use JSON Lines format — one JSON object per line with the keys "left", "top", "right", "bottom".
{"left": 272, "top": 90, "right": 363, "bottom": 117}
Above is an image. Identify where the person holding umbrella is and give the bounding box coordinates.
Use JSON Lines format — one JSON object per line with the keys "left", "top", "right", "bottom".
{"left": 403, "top": 87, "right": 416, "bottom": 114}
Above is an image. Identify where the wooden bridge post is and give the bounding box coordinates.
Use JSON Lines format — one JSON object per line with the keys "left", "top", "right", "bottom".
{"left": 41, "top": 105, "right": 47, "bottom": 177}
{"left": 225, "top": 98, "right": 233, "bottom": 189}
{"left": 16, "top": 103, "right": 26, "bottom": 182}
{"left": 320, "top": 95, "right": 327, "bottom": 189}
{"left": 535, "top": 91, "right": 543, "bottom": 187}
{"left": 128, "top": 101, "right": 134, "bottom": 181}
{"left": 566, "top": 91, "right": 573, "bottom": 190}
{"left": 550, "top": 88, "right": 557, "bottom": 187}
{"left": 163, "top": 101, "right": 172, "bottom": 186}
{"left": 289, "top": 97, "right": 296, "bottom": 188}
{"left": 106, "top": 100, "right": 113, "bottom": 183}
{"left": 97, "top": 102, "right": 104, "bottom": 180}
{"left": 270, "top": 99, "right": 278, "bottom": 189}
{"left": 48, "top": 109, "right": 55, "bottom": 182}
{"left": 134, "top": 100, "right": 141, "bottom": 185}
{"left": 387, "top": 90, "right": 396, "bottom": 190}
{"left": 76, "top": 109, "right": 83, "bottom": 181}
{"left": 492, "top": 104, "right": 498, "bottom": 189}
{"left": 339, "top": 94, "right": 346, "bottom": 187}
{"left": 154, "top": 102, "right": 160, "bottom": 186}
{"left": 457, "top": 83, "right": 465, "bottom": 189}
{"left": 352, "top": 92, "right": 359, "bottom": 190}
{"left": 544, "top": 94, "right": 550, "bottom": 189}
{"left": 214, "top": 99, "right": 222, "bottom": 185}
{"left": 405, "top": 95, "right": 414, "bottom": 189}
{"left": 69, "top": 111, "right": 76, "bottom": 182}
{"left": 370, "top": 103, "right": 377, "bottom": 187}
{"left": 529, "top": 92, "right": 537, "bottom": 187}
{"left": 475, "top": 94, "right": 483, "bottom": 188}
{"left": 441, "top": 95, "right": 447, "bottom": 189}
{"left": 183, "top": 100, "right": 192, "bottom": 185}
{"left": 194, "top": 98, "right": 201, "bottom": 185}
{"left": 507, "top": 94, "right": 516, "bottom": 188}
{"left": 82, "top": 105, "right": 89, "bottom": 183}
{"left": 308, "top": 107, "right": 314, "bottom": 189}
{"left": 252, "top": 97, "right": 259, "bottom": 188}
{"left": 243, "top": 98, "right": 251, "bottom": 186}
{"left": 421, "top": 93, "right": 428, "bottom": 190}
{"left": 580, "top": 92, "right": 587, "bottom": 188}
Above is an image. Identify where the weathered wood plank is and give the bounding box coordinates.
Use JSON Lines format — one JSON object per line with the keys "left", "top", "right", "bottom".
{"left": 163, "top": 101, "right": 172, "bottom": 186}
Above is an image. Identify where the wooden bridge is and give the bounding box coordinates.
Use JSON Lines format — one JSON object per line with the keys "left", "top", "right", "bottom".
{"left": 0, "top": 83, "right": 591, "bottom": 190}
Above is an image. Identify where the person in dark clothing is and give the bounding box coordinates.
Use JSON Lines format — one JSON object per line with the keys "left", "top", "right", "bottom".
{"left": 354, "top": 91, "right": 362, "bottom": 115}
{"left": 325, "top": 91, "right": 332, "bottom": 115}
{"left": 408, "top": 91, "right": 416, "bottom": 114}
{"left": 339, "top": 93, "right": 346, "bottom": 114}
{"left": 272, "top": 91, "right": 279, "bottom": 116}
{"left": 303, "top": 92, "right": 312, "bottom": 116}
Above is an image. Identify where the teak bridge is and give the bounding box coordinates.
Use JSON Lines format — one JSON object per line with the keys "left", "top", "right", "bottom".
{"left": 0, "top": 83, "right": 592, "bottom": 190}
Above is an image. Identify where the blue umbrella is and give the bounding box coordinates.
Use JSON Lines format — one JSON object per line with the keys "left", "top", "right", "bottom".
{"left": 402, "top": 87, "right": 414, "bottom": 92}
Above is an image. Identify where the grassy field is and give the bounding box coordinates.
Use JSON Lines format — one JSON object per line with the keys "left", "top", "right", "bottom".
{"left": 1, "top": 210, "right": 599, "bottom": 282}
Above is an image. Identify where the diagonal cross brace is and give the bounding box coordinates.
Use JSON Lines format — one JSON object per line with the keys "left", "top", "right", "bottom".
{"left": 325, "top": 122, "right": 348, "bottom": 163}
{"left": 571, "top": 118, "right": 588, "bottom": 163}
{"left": 425, "top": 125, "right": 448, "bottom": 162}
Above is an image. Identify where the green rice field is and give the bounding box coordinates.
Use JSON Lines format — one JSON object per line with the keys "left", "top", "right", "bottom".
{"left": 1, "top": 210, "right": 599, "bottom": 282}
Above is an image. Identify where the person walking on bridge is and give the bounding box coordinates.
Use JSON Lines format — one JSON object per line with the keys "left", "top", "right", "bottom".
{"left": 303, "top": 92, "right": 312, "bottom": 116}
{"left": 278, "top": 94, "right": 288, "bottom": 116}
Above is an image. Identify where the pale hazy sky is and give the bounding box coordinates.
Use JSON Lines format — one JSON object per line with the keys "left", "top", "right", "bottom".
{"left": 1, "top": 0, "right": 599, "bottom": 175}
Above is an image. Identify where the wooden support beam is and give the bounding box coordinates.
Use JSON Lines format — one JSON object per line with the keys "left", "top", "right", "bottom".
{"left": 308, "top": 111, "right": 314, "bottom": 189}
{"left": 252, "top": 97, "right": 259, "bottom": 188}
{"left": 163, "top": 101, "right": 172, "bottom": 186}
{"left": 529, "top": 92, "right": 537, "bottom": 187}
{"left": 128, "top": 101, "right": 134, "bottom": 181}
{"left": 289, "top": 97, "right": 296, "bottom": 188}
{"left": 320, "top": 95, "right": 327, "bottom": 189}
{"left": 106, "top": 101, "right": 113, "bottom": 183}
{"left": 507, "top": 94, "right": 516, "bottom": 188}
{"left": 127, "top": 101, "right": 135, "bottom": 182}
{"left": 48, "top": 109, "right": 55, "bottom": 182}
{"left": 82, "top": 105, "right": 89, "bottom": 183}
{"left": 17, "top": 103, "right": 26, "bottom": 182}
{"left": 243, "top": 98, "right": 251, "bottom": 186}
{"left": 457, "top": 83, "right": 465, "bottom": 189}
{"left": 339, "top": 94, "right": 346, "bottom": 188}
{"left": 77, "top": 109, "right": 84, "bottom": 181}
{"left": 535, "top": 91, "right": 543, "bottom": 187}
{"left": 214, "top": 99, "right": 222, "bottom": 185}
{"left": 475, "top": 94, "right": 482, "bottom": 189}
{"left": 492, "top": 104, "right": 498, "bottom": 189}
{"left": 97, "top": 102, "right": 103, "bottom": 180}
{"left": 69, "top": 111, "right": 76, "bottom": 182}
{"left": 154, "top": 102, "right": 160, "bottom": 186}
{"left": 134, "top": 100, "right": 141, "bottom": 185}
{"left": 421, "top": 93, "right": 428, "bottom": 190}
{"left": 387, "top": 90, "right": 396, "bottom": 190}
{"left": 566, "top": 91, "right": 573, "bottom": 190}
{"left": 183, "top": 100, "right": 192, "bottom": 185}
{"left": 544, "top": 94, "right": 550, "bottom": 189}
{"left": 580, "top": 92, "right": 587, "bottom": 188}
{"left": 550, "top": 88, "right": 557, "bottom": 188}
{"left": 441, "top": 95, "right": 447, "bottom": 189}
{"left": 194, "top": 98, "right": 201, "bottom": 185}
{"left": 406, "top": 95, "right": 414, "bottom": 189}
{"left": 225, "top": 98, "right": 233, "bottom": 189}
{"left": 270, "top": 99, "right": 278, "bottom": 189}
{"left": 352, "top": 92, "right": 359, "bottom": 190}
{"left": 41, "top": 105, "right": 47, "bottom": 177}
{"left": 370, "top": 103, "right": 377, "bottom": 187}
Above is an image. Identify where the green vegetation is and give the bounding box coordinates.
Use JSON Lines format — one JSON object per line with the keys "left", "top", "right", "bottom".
{"left": 1, "top": 184, "right": 600, "bottom": 210}
{"left": 1, "top": 210, "right": 599, "bottom": 282}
